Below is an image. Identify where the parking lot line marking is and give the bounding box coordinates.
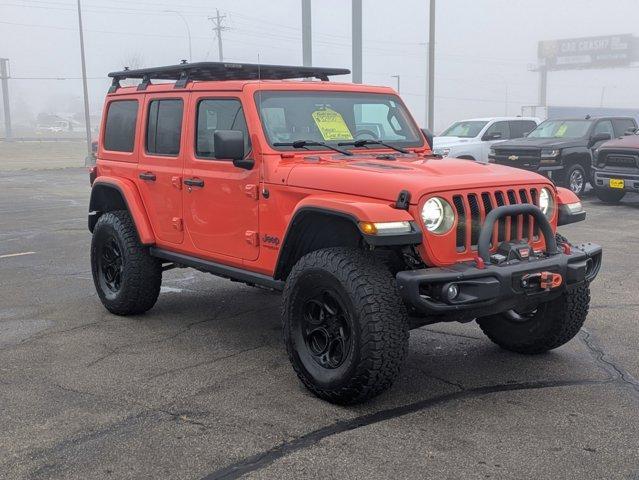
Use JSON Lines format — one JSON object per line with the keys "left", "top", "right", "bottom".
{"left": 0, "top": 251, "right": 36, "bottom": 259}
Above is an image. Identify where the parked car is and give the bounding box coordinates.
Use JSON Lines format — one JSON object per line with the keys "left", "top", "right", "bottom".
{"left": 489, "top": 116, "right": 638, "bottom": 196}
{"left": 592, "top": 130, "right": 639, "bottom": 203}
{"left": 88, "top": 62, "right": 601, "bottom": 404}
{"left": 433, "top": 117, "right": 539, "bottom": 163}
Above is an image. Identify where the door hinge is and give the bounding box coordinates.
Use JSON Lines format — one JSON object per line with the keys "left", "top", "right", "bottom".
{"left": 172, "top": 217, "right": 183, "bottom": 231}
{"left": 172, "top": 176, "right": 182, "bottom": 190}
{"left": 245, "top": 230, "right": 259, "bottom": 246}
{"left": 244, "top": 184, "right": 258, "bottom": 200}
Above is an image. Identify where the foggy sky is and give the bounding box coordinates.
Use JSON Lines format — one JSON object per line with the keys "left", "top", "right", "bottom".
{"left": 1, "top": 0, "right": 639, "bottom": 132}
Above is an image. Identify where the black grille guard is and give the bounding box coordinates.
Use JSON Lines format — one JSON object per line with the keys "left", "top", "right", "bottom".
{"left": 477, "top": 204, "right": 558, "bottom": 261}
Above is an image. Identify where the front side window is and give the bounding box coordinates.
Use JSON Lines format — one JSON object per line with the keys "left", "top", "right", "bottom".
{"left": 528, "top": 120, "right": 591, "bottom": 139}
{"left": 255, "top": 91, "right": 422, "bottom": 150}
{"left": 484, "top": 121, "right": 510, "bottom": 140}
{"left": 592, "top": 120, "right": 614, "bottom": 137}
{"left": 104, "top": 100, "right": 138, "bottom": 152}
{"left": 440, "top": 121, "right": 488, "bottom": 138}
{"left": 146, "top": 99, "right": 183, "bottom": 156}
{"left": 196, "top": 99, "right": 250, "bottom": 159}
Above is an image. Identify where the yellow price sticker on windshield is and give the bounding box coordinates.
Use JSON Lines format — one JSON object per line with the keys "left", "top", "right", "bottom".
{"left": 556, "top": 124, "right": 568, "bottom": 137}
{"left": 311, "top": 108, "right": 353, "bottom": 141}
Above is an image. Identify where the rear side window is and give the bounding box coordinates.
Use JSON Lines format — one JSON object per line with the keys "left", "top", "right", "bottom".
{"left": 146, "top": 99, "right": 184, "bottom": 156}
{"left": 509, "top": 120, "right": 537, "bottom": 139}
{"left": 104, "top": 100, "right": 138, "bottom": 152}
{"left": 612, "top": 118, "right": 637, "bottom": 137}
{"left": 196, "top": 99, "right": 250, "bottom": 159}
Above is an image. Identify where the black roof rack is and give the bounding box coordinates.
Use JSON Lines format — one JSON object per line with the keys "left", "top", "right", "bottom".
{"left": 107, "top": 61, "right": 350, "bottom": 92}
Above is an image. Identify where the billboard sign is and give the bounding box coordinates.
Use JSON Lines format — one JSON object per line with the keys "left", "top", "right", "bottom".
{"left": 538, "top": 34, "right": 634, "bottom": 70}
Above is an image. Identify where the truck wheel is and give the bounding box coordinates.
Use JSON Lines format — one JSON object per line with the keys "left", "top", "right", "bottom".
{"left": 91, "top": 210, "right": 162, "bottom": 315}
{"left": 565, "top": 164, "right": 587, "bottom": 196}
{"left": 477, "top": 284, "right": 590, "bottom": 354}
{"left": 594, "top": 188, "right": 626, "bottom": 203}
{"left": 282, "top": 248, "right": 409, "bottom": 404}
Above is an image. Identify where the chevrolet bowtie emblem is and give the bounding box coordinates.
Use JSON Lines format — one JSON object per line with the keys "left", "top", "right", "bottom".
{"left": 508, "top": 155, "right": 519, "bottom": 161}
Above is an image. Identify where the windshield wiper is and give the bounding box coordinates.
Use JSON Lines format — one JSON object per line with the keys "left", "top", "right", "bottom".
{"left": 338, "top": 139, "right": 409, "bottom": 154}
{"left": 273, "top": 140, "right": 353, "bottom": 156}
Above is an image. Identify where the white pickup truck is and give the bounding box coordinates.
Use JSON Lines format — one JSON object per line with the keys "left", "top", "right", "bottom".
{"left": 433, "top": 117, "right": 540, "bottom": 163}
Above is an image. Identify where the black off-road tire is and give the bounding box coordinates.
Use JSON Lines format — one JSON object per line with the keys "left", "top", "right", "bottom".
{"left": 594, "top": 188, "right": 626, "bottom": 203}
{"left": 282, "top": 248, "right": 409, "bottom": 404}
{"left": 91, "top": 210, "right": 162, "bottom": 315}
{"left": 477, "top": 284, "right": 590, "bottom": 354}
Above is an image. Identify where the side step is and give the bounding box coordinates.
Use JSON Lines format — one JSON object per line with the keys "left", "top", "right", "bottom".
{"left": 149, "top": 248, "right": 284, "bottom": 291}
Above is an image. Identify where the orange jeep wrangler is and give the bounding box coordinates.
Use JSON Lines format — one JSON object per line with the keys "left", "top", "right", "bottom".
{"left": 89, "top": 62, "right": 601, "bottom": 404}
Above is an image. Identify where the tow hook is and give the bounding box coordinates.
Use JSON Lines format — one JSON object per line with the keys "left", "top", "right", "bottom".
{"left": 521, "top": 271, "right": 563, "bottom": 291}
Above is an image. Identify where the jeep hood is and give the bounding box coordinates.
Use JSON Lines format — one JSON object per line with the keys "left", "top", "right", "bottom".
{"left": 285, "top": 155, "right": 551, "bottom": 203}
{"left": 494, "top": 137, "right": 584, "bottom": 149}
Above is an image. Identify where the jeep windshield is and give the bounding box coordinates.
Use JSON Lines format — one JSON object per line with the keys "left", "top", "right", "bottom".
{"left": 440, "top": 121, "right": 488, "bottom": 138}
{"left": 527, "top": 120, "right": 591, "bottom": 139}
{"left": 255, "top": 91, "right": 423, "bottom": 152}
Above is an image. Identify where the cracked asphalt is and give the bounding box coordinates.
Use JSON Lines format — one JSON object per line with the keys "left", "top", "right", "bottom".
{"left": 1, "top": 168, "right": 638, "bottom": 480}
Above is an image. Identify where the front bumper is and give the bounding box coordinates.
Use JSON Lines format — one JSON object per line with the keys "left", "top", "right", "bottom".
{"left": 396, "top": 204, "right": 602, "bottom": 320}
{"left": 593, "top": 169, "right": 639, "bottom": 193}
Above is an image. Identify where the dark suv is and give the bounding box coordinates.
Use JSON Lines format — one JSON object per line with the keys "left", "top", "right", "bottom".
{"left": 592, "top": 130, "right": 639, "bottom": 203}
{"left": 489, "top": 116, "right": 638, "bottom": 196}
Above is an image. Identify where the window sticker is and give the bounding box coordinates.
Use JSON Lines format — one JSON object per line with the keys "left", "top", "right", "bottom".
{"left": 311, "top": 108, "right": 353, "bottom": 141}
{"left": 555, "top": 124, "right": 568, "bottom": 137}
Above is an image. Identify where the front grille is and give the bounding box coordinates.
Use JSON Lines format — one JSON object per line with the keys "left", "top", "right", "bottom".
{"left": 494, "top": 148, "right": 540, "bottom": 167}
{"left": 453, "top": 187, "right": 540, "bottom": 253}
{"left": 603, "top": 153, "right": 638, "bottom": 169}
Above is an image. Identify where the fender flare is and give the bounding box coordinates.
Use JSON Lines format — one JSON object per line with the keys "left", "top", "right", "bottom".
{"left": 89, "top": 177, "right": 156, "bottom": 245}
{"left": 556, "top": 186, "right": 586, "bottom": 226}
{"left": 274, "top": 195, "right": 421, "bottom": 280}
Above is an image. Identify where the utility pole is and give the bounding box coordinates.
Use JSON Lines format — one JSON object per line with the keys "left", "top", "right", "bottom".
{"left": 538, "top": 65, "right": 547, "bottom": 108}
{"left": 427, "top": 0, "right": 436, "bottom": 130}
{"left": 351, "top": 0, "right": 362, "bottom": 84}
{"left": 165, "top": 10, "right": 192, "bottom": 62}
{"left": 76, "top": 0, "right": 92, "bottom": 156}
{"left": 208, "top": 9, "right": 227, "bottom": 62}
{"left": 391, "top": 74, "right": 400, "bottom": 93}
{"left": 0, "top": 58, "right": 11, "bottom": 139}
{"left": 302, "top": 0, "right": 312, "bottom": 66}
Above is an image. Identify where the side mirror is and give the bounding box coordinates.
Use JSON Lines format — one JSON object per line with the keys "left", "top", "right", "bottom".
{"left": 624, "top": 127, "right": 637, "bottom": 136}
{"left": 421, "top": 128, "right": 434, "bottom": 149}
{"left": 522, "top": 131, "right": 531, "bottom": 137}
{"left": 589, "top": 132, "right": 611, "bottom": 147}
{"left": 483, "top": 132, "right": 503, "bottom": 141}
{"left": 213, "top": 130, "right": 254, "bottom": 169}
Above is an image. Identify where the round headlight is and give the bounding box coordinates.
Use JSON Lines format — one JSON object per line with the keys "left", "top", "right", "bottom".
{"left": 539, "top": 187, "right": 555, "bottom": 219}
{"left": 421, "top": 197, "right": 455, "bottom": 234}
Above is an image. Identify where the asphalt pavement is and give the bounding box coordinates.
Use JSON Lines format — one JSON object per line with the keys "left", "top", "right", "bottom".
{"left": 0, "top": 168, "right": 638, "bottom": 480}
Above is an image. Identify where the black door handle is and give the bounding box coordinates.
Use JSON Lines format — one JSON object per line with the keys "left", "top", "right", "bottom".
{"left": 184, "top": 178, "right": 205, "bottom": 188}
{"left": 139, "top": 172, "right": 156, "bottom": 181}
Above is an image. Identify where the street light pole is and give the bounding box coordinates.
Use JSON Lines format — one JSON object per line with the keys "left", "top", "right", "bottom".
{"left": 391, "top": 74, "right": 400, "bottom": 93}
{"left": 76, "top": 0, "right": 91, "bottom": 156}
{"left": 301, "top": 0, "right": 312, "bottom": 66}
{"left": 0, "top": 58, "right": 12, "bottom": 139}
{"left": 427, "top": 0, "right": 436, "bottom": 130}
{"left": 165, "top": 10, "right": 192, "bottom": 62}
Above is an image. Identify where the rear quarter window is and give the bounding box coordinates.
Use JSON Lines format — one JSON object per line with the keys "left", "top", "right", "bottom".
{"left": 104, "top": 100, "right": 138, "bottom": 152}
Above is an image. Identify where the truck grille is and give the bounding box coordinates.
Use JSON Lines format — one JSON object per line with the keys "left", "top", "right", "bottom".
{"left": 602, "top": 152, "right": 638, "bottom": 169}
{"left": 494, "top": 148, "right": 540, "bottom": 168}
{"left": 452, "top": 187, "right": 540, "bottom": 253}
